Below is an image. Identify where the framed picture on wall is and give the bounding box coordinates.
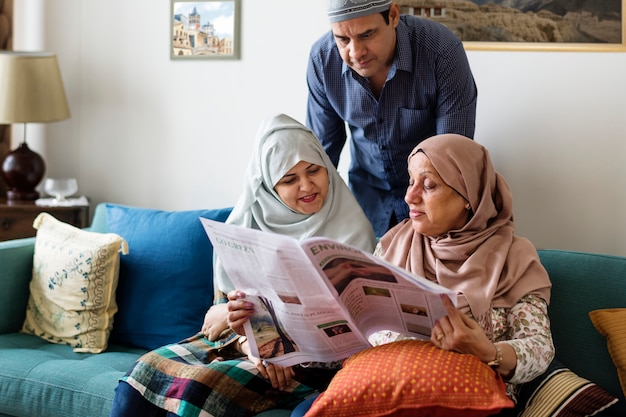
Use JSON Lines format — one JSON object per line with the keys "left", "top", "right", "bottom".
{"left": 401, "top": 0, "right": 626, "bottom": 52}
{"left": 171, "top": 0, "right": 241, "bottom": 59}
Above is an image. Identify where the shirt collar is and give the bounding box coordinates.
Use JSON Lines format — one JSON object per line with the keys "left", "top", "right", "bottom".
{"left": 395, "top": 18, "right": 414, "bottom": 73}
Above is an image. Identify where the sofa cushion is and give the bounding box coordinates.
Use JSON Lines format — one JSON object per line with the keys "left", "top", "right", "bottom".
{"left": 21, "top": 213, "right": 128, "bottom": 353}
{"left": 305, "top": 340, "right": 513, "bottom": 417}
{"left": 0, "top": 333, "right": 147, "bottom": 417}
{"left": 516, "top": 358, "right": 618, "bottom": 417}
{"left": 105, "top": 204, "right": 232, "bottom": 350}
{"left": 590, "top": 308, "right": 626, "bottom": 398}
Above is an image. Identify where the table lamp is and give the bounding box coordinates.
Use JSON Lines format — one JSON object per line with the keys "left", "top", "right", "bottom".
{"left": 0, "top": 51, "right": 71, "bottom": 201}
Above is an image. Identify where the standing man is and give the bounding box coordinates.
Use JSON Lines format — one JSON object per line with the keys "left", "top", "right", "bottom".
{"left": 306, "top": 0, "right": 477, "bottom": 236}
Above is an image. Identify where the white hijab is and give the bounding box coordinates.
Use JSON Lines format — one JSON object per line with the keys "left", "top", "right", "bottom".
{"left": 214, "top": 113, "right": 377, "bottom": 293}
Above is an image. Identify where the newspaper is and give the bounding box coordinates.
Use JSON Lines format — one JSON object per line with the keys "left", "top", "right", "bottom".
{"left": 200, "top": 218, "right": 457, "bottom": 367}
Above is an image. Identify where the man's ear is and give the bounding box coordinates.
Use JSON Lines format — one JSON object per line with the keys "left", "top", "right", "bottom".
{"left": 389, "top": 3, "right": 401, "bottom": 27}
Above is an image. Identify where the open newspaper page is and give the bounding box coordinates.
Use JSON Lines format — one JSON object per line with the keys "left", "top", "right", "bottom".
{"left": 200, "top": 218, "right": 369, "bottom": 367}
{"left": 200, "top": 218, "right": 456, "bottom": 367}
{"left": 301, "top": 239, "right": 457, "bottom": 344}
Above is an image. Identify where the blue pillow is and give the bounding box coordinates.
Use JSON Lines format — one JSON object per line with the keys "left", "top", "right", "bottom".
{"left": 105, "top": 204, "right": 232, "bottom": 350}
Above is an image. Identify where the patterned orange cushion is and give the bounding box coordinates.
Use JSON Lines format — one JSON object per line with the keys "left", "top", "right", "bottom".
{"left": 304, "top": 340, "right": 513, "bottom": 417}
{"left": 590, "top": 308, "right": 626, "bottom": 398}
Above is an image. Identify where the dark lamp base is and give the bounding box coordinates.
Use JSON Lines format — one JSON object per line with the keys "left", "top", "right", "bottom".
{"left": 6, "top": 190, "right": 41, "bottom": 201}
{"left": 1, "top": 142, "right": 46, "bottom": 202}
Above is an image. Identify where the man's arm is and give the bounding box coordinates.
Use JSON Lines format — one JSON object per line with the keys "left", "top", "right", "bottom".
{"left": 305, "top": 55, "right": 347, "bottom": 167}
{"left": 434, "top": 42, "right": 478, "bottom": 138}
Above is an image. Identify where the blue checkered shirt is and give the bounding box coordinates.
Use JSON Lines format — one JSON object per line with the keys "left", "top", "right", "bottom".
{"left": 306, "top": 15, "right": 477, "bottom": 236}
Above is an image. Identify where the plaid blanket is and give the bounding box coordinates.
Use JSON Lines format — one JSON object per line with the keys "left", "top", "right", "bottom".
{"left": 122, "top": 333, "right": 315, "bottom": 417}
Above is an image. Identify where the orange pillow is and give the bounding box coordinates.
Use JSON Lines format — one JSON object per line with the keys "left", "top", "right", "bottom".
{"left": 304, "top": 340, "right": 513, "bottom": 417}
{"left": 589, "top": 308, "right": 626, "bottom": 398}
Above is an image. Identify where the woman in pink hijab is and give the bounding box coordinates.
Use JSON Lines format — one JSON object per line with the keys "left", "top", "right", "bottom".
{"left": 375, "top": 133, "right": 554, "bottom": 401}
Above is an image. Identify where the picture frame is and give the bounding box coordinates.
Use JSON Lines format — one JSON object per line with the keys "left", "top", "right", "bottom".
{"left": 399, "top": 0, "right": 626, "bottom": 52}
{"left": 171, "top": 0, "right": 241, "bottom": 60}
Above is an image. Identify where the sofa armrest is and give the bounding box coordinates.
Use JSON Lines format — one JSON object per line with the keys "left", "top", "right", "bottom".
{"left": 88, "top": 203, "right": 108, "bottom": 232}
{"left": 0, "top": 237, "right": 35, "bottom": 334}
{"left": 539, "top": 249, "right": 626, "bottom": 414}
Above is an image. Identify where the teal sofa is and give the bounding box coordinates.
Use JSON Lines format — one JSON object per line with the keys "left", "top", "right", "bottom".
{"left": 0, "top": 203, "right": 624, "bottom": 416}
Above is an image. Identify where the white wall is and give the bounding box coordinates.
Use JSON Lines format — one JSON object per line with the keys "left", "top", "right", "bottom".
{"left": 15, "top": 0, "right": 626, "bottom": 256}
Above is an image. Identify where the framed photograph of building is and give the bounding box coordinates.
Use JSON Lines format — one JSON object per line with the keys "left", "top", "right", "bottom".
{"left": 171, "top": 0, "right": 241, "bottom": 59}
{"left": 397, "top": 0, "right": 626, "bottom": 52}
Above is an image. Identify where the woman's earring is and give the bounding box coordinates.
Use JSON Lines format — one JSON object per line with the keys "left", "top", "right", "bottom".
{"left": 465, "top": 203, "right": 471, "bottom": 211}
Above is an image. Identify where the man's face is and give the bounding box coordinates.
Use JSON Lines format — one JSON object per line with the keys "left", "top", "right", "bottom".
{"left": 330, "top": 5, "right": 399, "bottom": 81}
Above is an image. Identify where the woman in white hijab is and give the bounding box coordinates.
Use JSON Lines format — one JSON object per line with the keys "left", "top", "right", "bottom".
{"left": 110, "top": 114, "right": 376, "bottom": 417}
{"left": 203, "top": 113, "right": 376, "bottom": 339}
{"left": 214, "top": 112, "right": 377, "bottom": 294}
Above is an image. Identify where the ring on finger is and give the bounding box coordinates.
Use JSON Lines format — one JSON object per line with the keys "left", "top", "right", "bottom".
{"left": 261, "top": 360, "right": 269, "bottom": 368}
{"left": 436, "top": 333, "right": 444, "bottom": 341}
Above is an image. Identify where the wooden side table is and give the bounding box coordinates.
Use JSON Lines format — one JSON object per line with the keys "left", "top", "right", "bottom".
{"left": 0, "top": 199, "right": 90, "bottom": 241}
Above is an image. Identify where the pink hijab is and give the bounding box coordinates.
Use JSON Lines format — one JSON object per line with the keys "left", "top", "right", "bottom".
{"left": 379, "top": 134, "right": 551, "bottom": 321}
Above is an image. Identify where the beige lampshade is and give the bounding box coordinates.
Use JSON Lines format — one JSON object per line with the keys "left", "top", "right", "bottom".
{"left": 0, "top": 51, "right": 71, "bottom": 123}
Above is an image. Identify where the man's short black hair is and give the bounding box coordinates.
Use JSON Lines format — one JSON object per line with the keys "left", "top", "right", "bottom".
{"left": 381, "top": 9, "right": 390, "bottom": 24}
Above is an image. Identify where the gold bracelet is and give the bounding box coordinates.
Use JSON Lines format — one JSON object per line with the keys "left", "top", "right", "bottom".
{"left": 487, "top": 343, "right": 503, "bottom": 368}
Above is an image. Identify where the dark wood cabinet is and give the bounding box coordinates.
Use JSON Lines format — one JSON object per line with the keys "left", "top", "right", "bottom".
{"left": 0, "top": 199, "right": 89, "bottom": 241}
